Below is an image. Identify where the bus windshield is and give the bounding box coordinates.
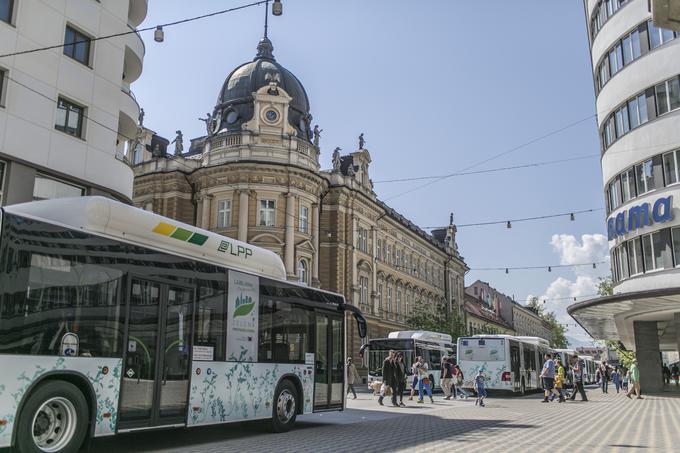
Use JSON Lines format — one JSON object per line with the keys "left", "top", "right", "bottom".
{"left": 459, "top": 338, "right": 506, "bottom": 362}
{"left": 368, "top": 339, "right": 412, "bottom": 376}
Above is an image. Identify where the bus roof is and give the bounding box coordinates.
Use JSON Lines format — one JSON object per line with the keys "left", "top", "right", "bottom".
{"left": 388, "top": 331, "right": 453, "bottom": 343}
{"left": 3, "top": 196, "right": 287, "bottom": 280}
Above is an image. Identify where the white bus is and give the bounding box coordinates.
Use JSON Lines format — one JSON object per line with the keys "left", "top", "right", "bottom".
{"left": 0, "top": 197, "right": 367, "bottom": 453}
{"left": 457, "top": 335, "right": 552, "bottom": 395}
{"left": 554, "top": 348, "right": 578, "bottom": 387}
{"left": 579, "top": 355, "right": 598, "bottom": 384}
{"left": 361, "top": 331, "right": 455, "bottom": 392}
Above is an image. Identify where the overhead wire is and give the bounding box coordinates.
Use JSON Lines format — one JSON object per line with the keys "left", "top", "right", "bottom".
{"left": 0, "top": 1, "right": 269, "bottom": 59}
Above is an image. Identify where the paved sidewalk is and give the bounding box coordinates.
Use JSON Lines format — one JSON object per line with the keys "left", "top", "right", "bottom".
{"left": 92, "top": 387, "right": 680, "bottom": 452}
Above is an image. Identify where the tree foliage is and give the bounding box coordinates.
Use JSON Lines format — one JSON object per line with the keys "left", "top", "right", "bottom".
{"left": 405, "top": 300, "right": 467, "bottom": 341}
{"left": 596, "top": 277, "right": 614, "bottom": 297}
{"left": 526, "top": 297, "right": 569, "bottom": 349}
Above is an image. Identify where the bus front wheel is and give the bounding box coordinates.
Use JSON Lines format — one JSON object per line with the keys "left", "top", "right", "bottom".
{"left": 16, "top": 380, "right": 89, "bottom": 453}
{"left": 272, "top": 380, "right": 298, "bottom": 433}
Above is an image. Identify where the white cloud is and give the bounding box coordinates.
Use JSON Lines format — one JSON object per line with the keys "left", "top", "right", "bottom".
{"left": 529, "top": 234, "right": 611, "bottom": 347}
{"left": 550, "top": 233, "right": 608, "bottom": 269}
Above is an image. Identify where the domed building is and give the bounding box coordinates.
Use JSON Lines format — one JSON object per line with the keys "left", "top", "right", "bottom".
{"left": 132, "top": 35, "right": 468, "bottom": 367}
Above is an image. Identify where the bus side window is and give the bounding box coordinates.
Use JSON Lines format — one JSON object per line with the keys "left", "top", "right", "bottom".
{"left": 195, "top": 265, "right": 227, "bottom": 362}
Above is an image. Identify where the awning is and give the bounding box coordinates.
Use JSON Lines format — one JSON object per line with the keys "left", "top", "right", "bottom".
{"left": 567, "top": 287, "right": 680, "bottom": 350}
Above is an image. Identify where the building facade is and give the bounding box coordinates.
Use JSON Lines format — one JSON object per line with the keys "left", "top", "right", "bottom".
{"left": 463, "top": 293, "right": 514, "bottom": 335}
{"left": 0, "top": 0, "right": 146, "bottom": 205}
{"left": 132, "top": 36, "right": 468, "bottom": 366}
{"left": 569, "top": 0, "right": 680, "bottom": 392}
{"left": 465, "top": 280, "right": 552, "bottom": 341}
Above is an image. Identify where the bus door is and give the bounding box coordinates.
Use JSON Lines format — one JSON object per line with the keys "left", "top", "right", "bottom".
{"left": 509, "top": 341, "right": 521, "bottom": 390}
{"left": 314, "top": 311, "right": 344, "bottom": 411}
{"left": 118, "top": 278, "right": 194, "bottom": 429}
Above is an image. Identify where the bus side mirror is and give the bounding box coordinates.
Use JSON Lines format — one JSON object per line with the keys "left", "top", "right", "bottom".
{"left": 354, "top": 312, "right": 367, "bottom": 338}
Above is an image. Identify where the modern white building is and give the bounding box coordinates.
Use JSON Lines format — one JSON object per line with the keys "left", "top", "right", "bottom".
{"left": 569, "top": 0, "right": 680, "bottom": 392}
{"left": 0, "top": 0, "right": 147, "bottom": 205}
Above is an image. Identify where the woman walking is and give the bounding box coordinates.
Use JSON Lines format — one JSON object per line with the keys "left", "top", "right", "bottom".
{"left": 346, "top": 357, "right": 360, "bottom": 399}
{"left": 612, "top": 367, "right": 622, "bottom": 393}
{"left": 413, "top": 356, "right": 434, "bottom": 403}
{"left": 395, "top": 353, "right": 407, "bottom": 407}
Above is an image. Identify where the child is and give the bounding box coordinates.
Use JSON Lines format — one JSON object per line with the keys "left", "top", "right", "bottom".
{"left": 474, "top": 370, "right": 487, "bottom": 407}
{"left": 622, "top": 369, "right": 629, "bottom": 392}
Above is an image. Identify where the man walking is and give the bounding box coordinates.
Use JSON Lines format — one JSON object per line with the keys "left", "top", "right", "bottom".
{"left": 540, "top": 353, "right": 560, "bottom": 402}
{"left": 441, "top": 355, "right": 453, "bottom": 400}
{"left": 569, "top": 356, "right": 588, "bottom": 402}
{"left": 378, "top": 350, "right": 398, "bottom": 407}
{"left": 598, "top": 361, "right": 610, "bottom": 393}
{"left": 626, "top": 359, "right": 642, "bottom": 400}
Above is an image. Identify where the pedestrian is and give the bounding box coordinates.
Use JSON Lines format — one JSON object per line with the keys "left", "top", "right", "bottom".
{"left": 622, "top": 368, "right": 629, "bottom": 392}
{"left": 569, "top": 356, "right": 588, "bottom": 402}
{"left": 448, "top": 357, "right": 458, "bottom": 399}
{"left": 662, "top": 363, "right": 671, "bottom": 385}
{"left": 554, "top": 358, "right": 566, "bottom": 402}
{"left": 413, "top": 355, "right": 434, "bottom": 404}
{"left": 454, "top": 364, "right": 470, "bottom": 399}
{"left": 378, "top": 350, "right": 398, "bottom": 407}
{"left": 474, "top": 370, "right": 487, "bottom": 407}
{"left": 597, "top": 361, "right": 610, "bottom": 393}
{"left": 395, "top": 353, "right": 407, "bottom": 407}
{"left": 611, "top": 367, "right": 621, "bottom": 393}
{"left": 540, "top": 353, "right": 560, "bottom": 403}
{"left": 441, "top": 355, "right": 453, "bottom": 400}
{"left": 672, "top": 363, "right": 680, "bottom": 385}
{"left": 346, "top": 357, "right": 360, "bottom": 399}
{"left": 626, "top": 359, "right": 643, "bottom": 400}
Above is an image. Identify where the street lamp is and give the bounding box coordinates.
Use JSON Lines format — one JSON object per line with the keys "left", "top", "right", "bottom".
{"left": 272, "top": 0, "right": 283, "bottom": 16}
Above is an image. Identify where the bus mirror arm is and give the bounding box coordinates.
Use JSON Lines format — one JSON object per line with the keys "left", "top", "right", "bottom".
{"left": 359, "top": 343, "right": 369, "bottom": 358}
{"left": 341, "top": 304, "right": 368, "bottom": 338}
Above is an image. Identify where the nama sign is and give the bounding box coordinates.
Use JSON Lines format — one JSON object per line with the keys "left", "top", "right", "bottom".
{"left": 607, "top": 195, "right": 673, "bottom": 240}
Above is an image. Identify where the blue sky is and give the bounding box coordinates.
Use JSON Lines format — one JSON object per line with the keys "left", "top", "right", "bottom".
{"left": 134, "top": 0, "right": 608, "bottom": 344}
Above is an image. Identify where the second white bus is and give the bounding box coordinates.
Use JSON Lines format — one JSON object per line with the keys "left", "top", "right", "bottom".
{"left": 457, "top": 335, "right": 552, "bottom": 394}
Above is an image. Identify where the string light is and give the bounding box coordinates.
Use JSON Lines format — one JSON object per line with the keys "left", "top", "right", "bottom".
{"left": 471, "top": 261, "right": 608, "bottom": 271}
{"left": 506, "top": 221, "right": 512, "bottom": 229}
{"left": 0, "top": 1, "right": 270, "bottom": 59}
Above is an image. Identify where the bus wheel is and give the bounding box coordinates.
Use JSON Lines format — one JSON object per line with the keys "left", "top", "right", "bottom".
{"left": 16, "top": 380, "right": 89, "bottom": 453}
{"left": 272, "top": 380, "right": 298, "bottom": 433}
{"left": 520, "top": 379, "right": 526, "bottom": 396}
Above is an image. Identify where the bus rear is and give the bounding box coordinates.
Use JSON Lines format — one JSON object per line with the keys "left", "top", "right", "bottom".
{"left": 457, "top": 336, "right": 513, "bottom": 391}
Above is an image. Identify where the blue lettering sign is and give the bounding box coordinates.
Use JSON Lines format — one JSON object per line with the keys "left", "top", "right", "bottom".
{"left": 606, "top": 195, "right": 674, "bottom": 239}
{"left": 652, "top": 196, "right": 673, "bottom": 223}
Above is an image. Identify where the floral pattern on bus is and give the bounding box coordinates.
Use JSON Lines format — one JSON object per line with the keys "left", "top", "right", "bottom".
{"left": 0, "top": 356, "right": 122, "bottom": 449}
{"left": 187, "top": 361, "right": 314, "bottom": 426}
{"left": 460, "top": 362, "right": 508, "bottom": 389}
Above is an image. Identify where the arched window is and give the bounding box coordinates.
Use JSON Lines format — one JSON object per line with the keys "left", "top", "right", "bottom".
{"left": 298, "top": 259, "right": 307, "bottom": 285}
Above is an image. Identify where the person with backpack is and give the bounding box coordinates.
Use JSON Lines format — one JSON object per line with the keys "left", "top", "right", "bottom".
{"left": 569, "top": 356, "right": 588, "bottom": 402}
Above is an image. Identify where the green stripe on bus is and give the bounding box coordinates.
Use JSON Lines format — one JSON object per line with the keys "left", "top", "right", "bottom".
{"left": 170, "top": 228, "right": 192, "bottom": 241}
{"left": 188, "top": 233, "right": 208, "bottom": 245}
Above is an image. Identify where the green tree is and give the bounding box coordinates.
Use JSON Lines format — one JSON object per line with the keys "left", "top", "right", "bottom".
{"left": 596, "top": 277, "right": 614, "bottom": 296}
{"left": 526, "top": 297, "right": 569, "bottom": 349}
{"left": 405, "top": 299, "right": 467, "bottom": 341}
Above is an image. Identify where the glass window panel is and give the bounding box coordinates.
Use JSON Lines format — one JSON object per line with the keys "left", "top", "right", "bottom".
{"left": 664, "top": 151, "right": 678, "bottom": 185}
{"left": 628, "top": 239, "right": 640, "bottom": 275}
{"left": 656, "top": 82, "right": 669, "bottom": 115}
{"left": 653, "top": 230, "right": 672, "bottom": 270}
{"left": 672, "top": 228, "right": 680, "bottom": 267}
{"left": 621, "top": 168, "right": 636, "bottom": 202}
{"left": 609, "top": 178, "right": 621, "bottom": 210}
{"left": 620, "top": 245, "right": 630, "bottom": 279}
{"left": 0, "top": 0, "right": 10, "bottom": 24}
{"left": 33, "top": 175, "right": 84, "bottom": 201}
{"left": 631, "top": 30, "right": 641, "bottom": 59}
{"left": 649, "top": 21, "right": 662, "bottom": 49}
{"left": 642, "top": 234, "right": 654, "bottom": 271}
{"left": 74, "top": 41, "right": 89, "bottom": 65}
{"left": 669, "top": 77, "right": 680, "bottom": 111}
{"left": 638, "top": 94, "right": 648, "bottom": 124}
{"left": 217, "top": 200, "right": 231, "bottom": 228}
{"left": 55, "top": 102, "right": 68, "bottom": 130}
{"left": 622, "top": 35, "right": 633, "bottom": 65}
{"left": 662, "top": 27, "right": 675, "bottom": 44}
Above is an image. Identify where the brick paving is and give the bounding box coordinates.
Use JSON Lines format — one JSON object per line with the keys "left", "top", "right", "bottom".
{"left": 92, "top": 387, "right": 680, "bottom": 452}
